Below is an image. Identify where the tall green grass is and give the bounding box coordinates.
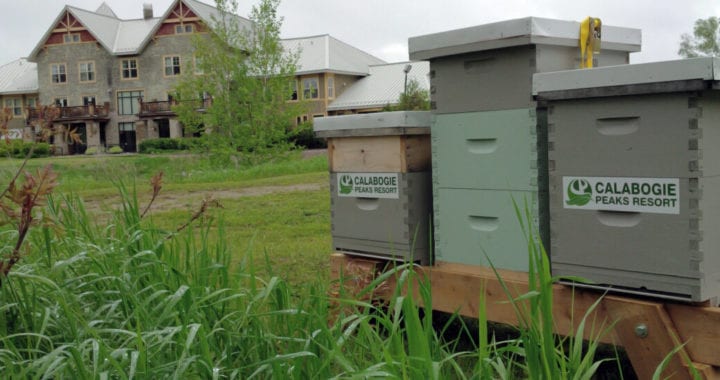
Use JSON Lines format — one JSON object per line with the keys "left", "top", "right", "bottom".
{"left": 0, "top": 181, "right": 633, "bottom": 378}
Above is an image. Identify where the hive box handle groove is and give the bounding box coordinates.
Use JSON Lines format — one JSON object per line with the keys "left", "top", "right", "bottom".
{"left": 596, "top": 117, "right": 640, "bottom": 136}
{"left": 466, "top": 138, "right": 498, "bottom": 154}
{"left": 595, "top": 210, "right": 642, "bottom": 227}
{"left": 356, "top": 198, "right": 380, "bottom": 211}
{"left": 468, "top": 216, "right": 500, "bottom": 232}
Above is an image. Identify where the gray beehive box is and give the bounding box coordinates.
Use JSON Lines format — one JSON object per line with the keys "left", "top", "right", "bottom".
{"left": 534, "top": 57, "right": 720, "bottom": 303}
{"left": 315, "top": 111, "right": 433, "bottom": 264}
{"left": 409, "top": 17, "right": 641, "bottom": 114}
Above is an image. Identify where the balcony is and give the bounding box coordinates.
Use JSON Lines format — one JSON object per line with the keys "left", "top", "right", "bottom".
{"left": 27, "top": 103, "right": 110, "bottom": 125}
{"left": 138, "top": 98, "right": 212, "bottom": 118}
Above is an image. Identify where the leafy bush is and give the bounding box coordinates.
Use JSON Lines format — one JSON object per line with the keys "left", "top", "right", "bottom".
{"left": 288, "top": 122, "right": 326, "bottom": 149}
{"left": 108, "top": 146, "right": 124, "bottom": 154}
{"left": 139, "top": 138, "right": 205, "bottom": 153}
{"left": 84, "top": 146, "right": 99, "bottom": 155}
{"left": 0, "top": 140, "right": 51, "bottom": 158}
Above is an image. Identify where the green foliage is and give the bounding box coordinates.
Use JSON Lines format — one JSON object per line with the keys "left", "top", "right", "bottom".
{"left": 287, "top": 122, "right": 326, "bottom": 149}
{"left": 679, "top": 17, "right": 720, "bottom": 58}
{"left": 84, "top": 146, "right": 99, "bottom": 155}
{"left": 174, "top": 0, "right": 306, "bottom": 154}
{"left": 0, "top": 141, "right": 51, "bottom": 159}
{"left": 108, "top": 146, "right": 124, "bottom": 154}
{"left": 384, "top": 78, "right": 430, "bottom": 111}
{"left": 138, "top": 138, "right": 205, "bottom": 153}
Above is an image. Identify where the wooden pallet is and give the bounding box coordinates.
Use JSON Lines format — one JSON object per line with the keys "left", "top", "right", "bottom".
{"left": 330, "top": 253, "right": 720, "bottom": 379}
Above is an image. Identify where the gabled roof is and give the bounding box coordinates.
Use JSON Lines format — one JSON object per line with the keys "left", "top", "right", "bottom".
{"left": 95, "top": 2, "right": 118, "bottom": 18}
{"left": 281, "top": 35, "right": 386, "bottom": 76}
{"left": 328, "top": 61, "right": 429, "bottom": 111}
{"left": 0, "top": 59, "right": 38, "bottom": 95}
{"left": 28, "top": 0, "right": 252, "bottom": 60}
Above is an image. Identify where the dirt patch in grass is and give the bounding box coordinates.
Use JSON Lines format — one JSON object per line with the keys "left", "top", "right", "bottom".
{"left": 84, "top": 182, "right": 326, "bottom": 216}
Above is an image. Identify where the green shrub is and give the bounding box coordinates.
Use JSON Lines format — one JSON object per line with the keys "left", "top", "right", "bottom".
{"left": 0, "top": 140, "right": 51, "bottom": 158}
{"left": 139, "top": 138, "right": 204, "bottom": 153}
{"left": 84, "top": 146, "right": 99, "bottom": 155}
{"left": 108, "top": 146, "right": 124, "bottom": 154}
{"left": 288, "top": 122, "right": 326, "bottom": 149}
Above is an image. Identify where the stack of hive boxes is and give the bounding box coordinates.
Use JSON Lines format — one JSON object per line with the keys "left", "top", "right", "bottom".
{"left": 534, "top": 58, "right": 720, "bottom": 302}
{"left": 314, "top": 111, "right": 434, "bottom": 265}
{"left": 408, "top": 17, "right": 640, "bottom": 271}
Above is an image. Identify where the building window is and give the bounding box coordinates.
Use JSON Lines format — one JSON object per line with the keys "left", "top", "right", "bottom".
{"left": 5, "top": 98, "right": 22, "bottom": 116}
{"left": 63, "top": 33, "right": 81, "bottom": 43}
{"left": 54, "top": 98, "right": 68, "bottom": 107}
{"left": 79, "top": 61, "right": 95, "bottom": 82}
{"left": 289, "top": 80, "right": 298, "bottom": 101}
{"left": 117, "top": 90, "right": 143, "bottom": 115}
{"left": 302, "top": 77, "right": 319, "bottom": 99}
{"left": 83, "top": 96, "right": 96, "bottom": 106}
{"left": 26, "top": 98, "right": 37, "bottom": 109}
{"left": 51, "top": 63, "right": 67, "bottom": 84}
{"left": 164, "top": 56, "right": 181, "bottom": 76}
{"left": 175, "top": 24, "right": 194, "bottom": 34}
{"left": 327, "top": 77, "right": 335, "bottom": 99}
{"left": 121, "top": 59, "right": 138, "bottom": 79}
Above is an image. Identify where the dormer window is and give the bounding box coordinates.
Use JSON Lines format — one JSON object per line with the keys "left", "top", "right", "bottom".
{"left": 63, "top": 33, "right": 81, "bottom": 43}
{"left": 175, "top": 24, "right": 194, "bottom": 34}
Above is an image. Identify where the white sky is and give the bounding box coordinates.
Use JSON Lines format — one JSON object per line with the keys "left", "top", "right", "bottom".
{"left": 1, "top": 0, "right": 718, "bottom": 65}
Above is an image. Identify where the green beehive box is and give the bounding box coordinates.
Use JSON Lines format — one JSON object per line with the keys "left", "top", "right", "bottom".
{"left": 431, "top": 109, "right": 539, "bottom": 192}
{"left": 435, "top": 188, "right": 538, "bottom": 271}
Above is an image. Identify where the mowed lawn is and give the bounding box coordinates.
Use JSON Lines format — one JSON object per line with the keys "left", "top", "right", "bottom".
{"left": 0, "top": 151, "right": 332, "bottom": 288}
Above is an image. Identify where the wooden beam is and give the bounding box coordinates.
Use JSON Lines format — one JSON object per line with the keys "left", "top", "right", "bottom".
{"left": 329, "top": 254, "right": 720, "bottom": 372}
{"left": 666, "top": 303, "right": 720, "bottom": 366}
{"left": 603, "top": 297, "right": 691, "bottom": 379}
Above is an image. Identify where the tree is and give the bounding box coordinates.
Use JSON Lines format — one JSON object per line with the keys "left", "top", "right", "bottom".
{"left": 679, "top": 17, "right": 720, "bottom": 58}
{"left": 174, "top": 0, "right": 303, "bottom": 153}
{"left": 384, "top": 78, "right": 430, "bottom": 111}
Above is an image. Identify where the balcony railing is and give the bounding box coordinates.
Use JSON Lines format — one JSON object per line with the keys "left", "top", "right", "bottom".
{"left": 27, "top": 104, "right": 109, "bottom": 124}
{"left": 138, "top": 98, "right": 212, "bottom": 118}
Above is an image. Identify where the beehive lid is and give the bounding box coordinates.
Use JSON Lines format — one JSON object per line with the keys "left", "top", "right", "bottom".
{"left": 409, "top": 17, "right": 641, "bottom": 61}
{"left": 533, "top": 57, "right": 720, "bottom": 99}
{"left": 313, "top": 111, "right": 431, "bottom": 138}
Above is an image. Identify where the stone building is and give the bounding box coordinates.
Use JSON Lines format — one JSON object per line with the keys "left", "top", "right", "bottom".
{"left": 14, "top": 0, "right": 424, "bottom": 154}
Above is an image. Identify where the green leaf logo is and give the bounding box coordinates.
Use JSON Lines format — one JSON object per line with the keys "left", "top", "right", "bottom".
{"left": 566, "top": 179, "right": 592, "bottom": 206}
{"left": 339, "top": 175, "right": 353, "bottom": 195}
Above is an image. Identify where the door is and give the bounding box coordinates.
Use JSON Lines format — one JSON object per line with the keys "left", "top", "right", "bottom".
{"left": 68, "top": 123, "right": 87, "bottom": 155}
{"left": 118, "top": 122, "right": 137, "bottom": 153}
{"left": 157, "top": 119, "right": 170, "bottom": 138}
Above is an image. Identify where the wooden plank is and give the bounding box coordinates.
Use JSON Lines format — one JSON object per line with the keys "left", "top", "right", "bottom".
{"left": 691, "top": 363, "right": 720, "bottom": 380}
{"left": 328, "top": 135, "right": 431, "bottom": 173}
{"left": 326, "top": 136, "right": 400, "bottom": 172}
{"left": 329, "top": 255, "right": 720, "bottom": 371}
{"left": 666, "top": 303, "right": 720, "bottom": 366}
{"left": 603, "top": 297, "right": 691, "bottom": 379}
{"left": 404, "top": 135, "right": 432, "bottom": 172}
{"left": 417, "top": 262, "right": 617, "bottom": 343}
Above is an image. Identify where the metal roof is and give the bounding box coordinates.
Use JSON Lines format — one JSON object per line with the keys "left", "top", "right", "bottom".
{"left": 282, "top": 35, "right": 386, "bottom": 76}
{"left": 409, "top": 16, "right": 641, "bottom": 61}
{"left": 0, "top": 59, "right": 38, "bottom": 95}
{"left": 95, "top": 2, "right": 118, "bottom": 18}
{"left": 327, "top": 61, "right": 429, "bottom": 111}
{"left": 28, "top": 0, "right": 252, "bottom": 59}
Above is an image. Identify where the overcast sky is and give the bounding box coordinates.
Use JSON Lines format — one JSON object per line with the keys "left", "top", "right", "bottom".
{"left": 1, "top": 0, "right": 718, "bottom": 65}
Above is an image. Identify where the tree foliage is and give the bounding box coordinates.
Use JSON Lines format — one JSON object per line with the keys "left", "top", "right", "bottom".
{"left": 679, "top": 17, "right": 720, "bottom": 58}
{"left": 384, "top": 78, "right": 430, "bottom": 111}
{"left": 174, "top": 0, "right": 304, "bottom": 153}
